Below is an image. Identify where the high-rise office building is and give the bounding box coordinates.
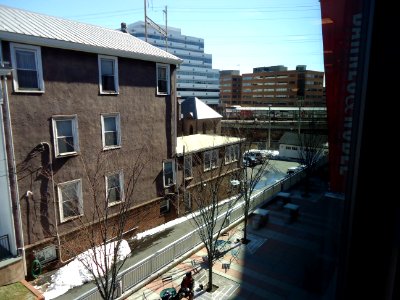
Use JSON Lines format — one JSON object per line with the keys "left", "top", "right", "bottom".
{"left": 239, "top": 65, "right": 324, "bottom": 107}
{"left": 127, "top": 21, "right": 220, "bottom": 107}
{"left": 219, "top": 70, "right": 242, "bottom": 107}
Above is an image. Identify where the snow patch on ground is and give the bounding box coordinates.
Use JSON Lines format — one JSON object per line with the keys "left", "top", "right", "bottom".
{"left": 43, "top": 240, "right": 131, "bottom": 299}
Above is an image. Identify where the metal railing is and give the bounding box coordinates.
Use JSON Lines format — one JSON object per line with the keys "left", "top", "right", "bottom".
{"left": 0, "top": 234, "right": 11, "bottom": 260}
{"left": 76, "top": 167, "right": 308, "bottom": 300}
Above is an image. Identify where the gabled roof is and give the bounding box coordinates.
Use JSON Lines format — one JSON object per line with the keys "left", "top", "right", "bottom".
{"left": 181, "top": 97, "right": 222, "bottom": 120}
{"left": 0, "top": 5, "right": 182, "bottom": 65}
{"left": 176, "top": 134, "right": 243, "bottom": 156}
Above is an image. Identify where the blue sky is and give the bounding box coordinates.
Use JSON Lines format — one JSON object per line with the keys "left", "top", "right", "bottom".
{"left": 0, "top": 0, "right": 324, "bottom": 74}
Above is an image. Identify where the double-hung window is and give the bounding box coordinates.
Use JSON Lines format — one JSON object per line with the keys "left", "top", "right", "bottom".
{"left": 156, "top": 64, "right": 170, "bottom": 95}
{"left": 160, "top": 199, "right": 170, "bottom": 214}
{"left": 163, "top": 160, "right": 176, "bottom": 187}
{"left": 184, "top": 155, "right": 192, "bottom": 178}
{"left": 58, "top": 179, "right": 83, "bottom": 222}
{"left": 106, "top": 172, "right": 123, "bottom": 205}
{"left": 98, "top": 55, "right": 119, "bottom": 94}
{"left": 52, "top": 116, "right": 79, "bottom": 157}
{"left": 10, "top": 43, "right": 44, "bottom": 92}
{"left": 101, "top": 114, "right": 121, "bottom": 149}
{"left": 225, "top": 144, "right": 240, "bottom": 164}
{"left": 204, "top": 150, "right": 218, "bottom": 171}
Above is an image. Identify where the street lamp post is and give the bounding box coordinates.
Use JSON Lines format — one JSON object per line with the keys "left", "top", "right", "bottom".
{"left": 268, "top": 105, "right": 272, "bottom": 149}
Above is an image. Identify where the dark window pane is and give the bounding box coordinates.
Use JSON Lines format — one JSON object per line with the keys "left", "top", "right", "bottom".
{"left": 101, "top": 59, "right": 114, "bottom": 75}
{"left": 158, "top": 80, "right": 167, "bottom": 93}
{"left": 103, "top": 117, "right": 116, "bottom": 131}
{"left": 61, "top": 183, "right": 80, "bottom": 218}
{"left": 17, "top": 70, "right": 38, "bottom": 89}
{"left": 16, "top": 50, "right": 36, "bottom": 69}
{"left": 58, "top": 137, "right": 74, "bottom": 153}
{"left": 105, "top": 132, "right": 117, "bottom": 146}
{"left": 56, "top": 120, "right": 73, "bottom": 136}
{"left": 108, "top": 188, "right": 121, "bottom": 203}
{"left": 102, "top": 75, "right": 115, "bottom": 92}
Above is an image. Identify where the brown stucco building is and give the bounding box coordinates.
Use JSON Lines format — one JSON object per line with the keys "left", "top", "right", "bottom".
{"left": 0, "top": 5, "right": 182, "bottom": 279}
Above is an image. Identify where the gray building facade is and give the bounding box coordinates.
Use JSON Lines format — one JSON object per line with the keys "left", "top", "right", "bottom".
{"left": 127, "top": 21, "right": 220, "bottom": 108}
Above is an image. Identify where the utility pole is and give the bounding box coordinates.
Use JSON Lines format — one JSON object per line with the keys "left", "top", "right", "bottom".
{"left": 163, "top": 6, "right": 168, "bottom": 52}
{"left": 268, "top": 105, "right": 271, "bottom": 149}
{"left": 144, "top": 0, "right": 147, "bottom": 42}
{"left": 144, "top": 1, "right": 168, "bottom": 50}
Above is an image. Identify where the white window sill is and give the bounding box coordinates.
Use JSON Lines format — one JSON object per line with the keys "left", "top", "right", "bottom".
{"left": 103, "top": 145, "right": 121, "bottom": 151}
{"left": 56, "top": 152, "right": 79, "bottom": 158}
{"left": 100, "top": 91, "right": 119, "bottom": 95}
{"left": 108, "top": 200, "right": 124, "bottom": 207}
{"left": 14, "top": 89, "right": 45, "bottom": 94}
{"left": 60, "top": 214, "right": 83, "bottom": 223}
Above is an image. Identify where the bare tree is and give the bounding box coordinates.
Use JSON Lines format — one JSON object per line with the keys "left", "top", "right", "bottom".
{"left": 235, "top": 146, "right": 270, "bottom": 244}
{"left": 49, "top": 147, "right": 149, "bottom": 300}
{"left": 187, "top": 149, "right": 239, "bottom": 292}
{"left": 225, "top": 118, "right": 272, "bottom": 244}
{"left": 296, "top": 123, "right": 328, "bottom": 196}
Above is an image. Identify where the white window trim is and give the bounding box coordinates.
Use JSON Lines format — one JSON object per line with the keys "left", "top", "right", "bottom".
{"left": 52, "top": 115, "right": 79, "bottom": 158}
{"left": 10, "top": 43, "right": 44, "bottom": 93}
{"left": 204, "top": 149, "right": 218, "bottom": 171}
{"left": 105, "top": 171, "right": 124, "bottom": 207}
{"left": 156, "top": 63, "right": 170, "bottom": 95}
{"left": 184, "top": 155, "right": 192, "bottom": 178}
{"left": 98, "top": 55, "right": 119, "bottom": 94}
{"left": 101, "top": 113, "right": 121, "bottom": 150}
{"left": 58, "top": 179, "right": 83, "bottom": 223}
{"left": 163, "top": 159, "right": 176, "bottom": 188}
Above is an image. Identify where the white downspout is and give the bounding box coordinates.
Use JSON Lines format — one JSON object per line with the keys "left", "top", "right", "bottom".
{"left": 0, "top": 55, "right": 27, "bottom": 275}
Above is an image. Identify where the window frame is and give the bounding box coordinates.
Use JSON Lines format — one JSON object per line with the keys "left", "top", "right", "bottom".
{"left": 52, "top": 115, "right": 80, "bottom": 158}
{"left": 156, "top": 63, "right": 170, "bottom": 95}
{"left": 105, "top": 171, "right": 124, "bottom": 206}
{"left": 204, "top": 149, "right": 218, "bottom": 171}
{"left": 98, "top": 55, "right": 119, "bottom": 94}
{"left": 163, "top": 159, "right": 176, "bottom": 188}
{"left": 160, "top": 199, "right": 170, "bottom": 214}
{"left": 101, "top": 113, "right": 121, "bottom": 150}
{"left": 225, "top": 144, "right": 240, "bottom": 164}
{"left": 58, "top": 179, "right": 83, "bottom": 223}
{"left": 10, "top": 43, "right": 44, "bottom": 93}
{"left": 184, "top": 155, "right": 193, "bottom": 178}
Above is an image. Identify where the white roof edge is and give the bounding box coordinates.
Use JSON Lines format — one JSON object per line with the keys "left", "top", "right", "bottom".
{"left": 0, "top": 32, "right": 183, "bottom": 65}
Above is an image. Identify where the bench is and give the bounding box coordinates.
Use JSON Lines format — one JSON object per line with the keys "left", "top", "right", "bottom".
{"left": 251, "top": 208, "right": 270, "bottom": 229}
{"left": 161, "top": 275, "right": 173, "bottom": 287}
{"left": 191, "top": 259, "right": 200, "bottom": 274}
{"left": 283, "top": 203, "right": 300, "bottom": 220}
{"left": 276, "top": 192, "right": 291, "bottom": 208}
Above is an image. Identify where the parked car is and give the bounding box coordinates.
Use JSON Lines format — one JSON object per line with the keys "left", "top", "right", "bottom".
{"left": 243, "top": 156, "right": 258, "bottom": 167}
{"left": 243, "top": 150, "right": 267, "bottom": 164}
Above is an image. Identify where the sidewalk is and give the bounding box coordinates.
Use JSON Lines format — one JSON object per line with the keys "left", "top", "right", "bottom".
{"left": 42, "top": 160, "right": 298, "bottom": 299}
{"left": 127, "top": 174, "right": 343, "bottom": 300}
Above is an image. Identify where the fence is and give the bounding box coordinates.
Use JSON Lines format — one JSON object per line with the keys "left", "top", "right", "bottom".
{"left": 76, "top": 167, "right": 307, "bottom": 300}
